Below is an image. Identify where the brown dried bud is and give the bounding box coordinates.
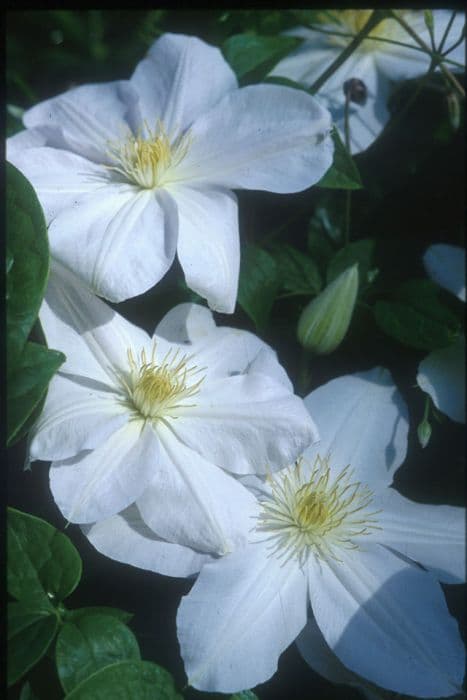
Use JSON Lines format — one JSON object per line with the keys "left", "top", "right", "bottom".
{"left": 343, "top": 78, "right": 367, "bottom": 106}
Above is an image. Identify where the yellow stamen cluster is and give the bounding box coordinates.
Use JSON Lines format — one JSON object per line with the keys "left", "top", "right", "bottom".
{"left": 124, "top": 344, "right": 205, "bottom": 421}
{"left": 107, "top": 121, "right": 191, "bottom": 189}
{"left": 257, "top": 456, "right": 381, "bottom": 565}
{"left": 320, "top": 10, "right": 411, "bottom": 52}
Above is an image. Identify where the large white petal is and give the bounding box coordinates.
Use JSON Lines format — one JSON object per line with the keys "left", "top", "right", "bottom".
{"left": 41, "top": 261, "right": 151, "bottom": 383}
{"left": 7, "top": 128, "right": 48, "bottom": 159}
{"left": 423, "top": 244, "right": 466, "bottom": 301}
{"left": 179, "top": 84, "right": 333, "bottom": 192}
{"left": 130, "top": 33, "right": 237, "bottom": 134}
{"left": 29, "top": 372, "right": 127, "bottom": 461}
{"left": 155, "top": 302, "right": 216, "bottom": 343}
{"left": 308, "top": 543, "right": 465, "bottom": 697}
{"left": 137, "top": 425, "right": 258, "bottom": 555}
{"left": 82, "top": 504, "right": 211, "bottom": 578}
{"left": 48, "top": 185, "right": 178, "bottom": 303}
{"left": 303, "top": 367, "right": 409, "bottom": 489}
{"left": 176, "top": 542, "right": 308, "bottom": 692}
{"left": 23, "top": 81, "right": 138, "bottom": 163}
{"left": 376, "top": 488, "right": 466, "bottom": 584}
{"left": 171, "top": 373, "right": 317, "bottom": 475}
{"left": 171, "top": 184, "right": 239, "bottom": 313}
{"left": 49, "top": 421, "right": 157, "bottom": 524}
{"left": 417, "top": 336, "right": 466, "bottom": 423}
{"left": 6, "top": 145, "right": 108, "bottom": 223}
{"left": 296, "top": 614, "right": 379, "bottom": 694}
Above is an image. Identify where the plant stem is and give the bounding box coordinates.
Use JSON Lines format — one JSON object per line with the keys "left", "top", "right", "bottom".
{"left": 343, "top": 94, "right": 352, "bottom": 247}
{"left": 309, "top": 10, "right": 389, "bottom": 94}
{"left": 305, "top": 24, "right": 464, "bottom": 69}
{"left": 390, "top": 10, "right": 465, "bottom": 98}
{"left": 438, "top": 10, "right": 457, "bottom": 53}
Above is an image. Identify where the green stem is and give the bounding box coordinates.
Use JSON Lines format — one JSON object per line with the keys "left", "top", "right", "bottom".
{"left": 390, "top": 10, "right": 465, "bottom": 98}
{"left": 343, "top": 94, "right": 352, "bottom": 247}
{"left": 297, "top": 347, "right": 312, "bottom": 395}
{"left": 305, "top": 24, "right": 464, "bottom": 69}
{"left": 308, "top": 10, "right": 389, "bottom": 94}
{"left": 423, "top": 393, "right": 431, "bottom": 422}
{"left": 438, "top": 10, "right": 457, "bottom": 53}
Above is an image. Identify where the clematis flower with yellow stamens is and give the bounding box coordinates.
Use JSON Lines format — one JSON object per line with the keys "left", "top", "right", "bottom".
{"left": 269, "top": 10, "right": 465, "bottom": 153}
{"left": 7, "top": 32, "right": 334, "bottom": 312}
{"left": 177, "top": 367, "right": 465, "bottom": 696}
{"left": 29, "top": 261, "right": 317, "bottom": 564}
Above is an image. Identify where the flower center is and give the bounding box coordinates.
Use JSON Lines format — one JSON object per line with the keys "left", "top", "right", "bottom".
{"left": 321, "top": 10, "right": 410, "bottom": 52}
{"left": 106, "top": 121, "right": 191, "bottom": 189}
{"left": 257, "top": 455, "right": 381, "bottom": 565}
{"left": 124, "top": 344, "right": 204, "bottom": 421}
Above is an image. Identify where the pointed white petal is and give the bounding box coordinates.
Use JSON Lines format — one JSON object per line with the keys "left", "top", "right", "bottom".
{"left": 423, "top": 244, "right": 466, "bottom": 301}
{"left": 41, "top": 261, "right": 151, "bottom": 382}
{"left": 417, "top": 336, "right": 465, "bottom": 423}
{"left": 137, "top": 426, "right": 258, "bottom": 555}
{"left": 177, "top": 542, "right": 308, "bottom": 692}
{"left": 7, "top": 128, "right": 47, "bottom": 159}
{"left": 82, "top": 504, "right": 211, "bottom": 577}
{"left": 308, "top": 544, "right": 465, "bottom": 697}
{"left": 130, "top": 33, "right": 237, "bottom": 134}
{"left": 377, "top": 487, "right": 466, "bottom": 583}
{"left": 155, "top": 303, "right": 216, "bottom": 343}
{"left": 180, "top": 84, "right": 333, "bottom": 192}
{"left": 23, "top": 81, "right": 138, "bottom": 163}
{"left": 171, "top": 185, "right": 239, "bottom": 313}
{"left": 29, "top": 372, "right": 127, "bottom": 461}
{"left": 48, "top": 186, "right": 178, "bottom": 303}
{"left": 49, "top": 421, "right": 157, "bottom": 523}
{"left": 6, "top": 145, "right": 108, "bottom": 223}
{"left": 303, "top": 367, "right": 408, "bottom": 488}
{"left": 172, "top": 373, "right": 317, "bottom": 475}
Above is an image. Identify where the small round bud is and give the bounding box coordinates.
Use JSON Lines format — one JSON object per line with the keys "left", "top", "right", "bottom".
{"left": 297, "top": 265, "right": 359, "bottom": 354}
{"left": 343, "top": 78, "right": 367, "bottom": 106}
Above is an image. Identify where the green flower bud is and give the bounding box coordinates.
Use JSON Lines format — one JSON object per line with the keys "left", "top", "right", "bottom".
{"left": 423, "top": 10, "right": 434, "bottom": 33}
{"left": 297, "top": 264, "right": 359, "bottom": 354}
{"left": 417, "top": 418, "right": 432, "bottom": 449}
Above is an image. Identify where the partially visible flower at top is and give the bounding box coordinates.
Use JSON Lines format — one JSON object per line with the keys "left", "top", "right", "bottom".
{"left": 7, "top": 32, "right": 334, "bottom": 312}
{"left": 177, "top": 367, "right": 465, "bottom": 696}
{"left": 29, "top": 261, "right": 317, "bottom": 564}
{"left": 269, "top": 10, "right": 465, "bottom": 153}
{"left": 417, "top": 243, "right": 465, "bottom": 423}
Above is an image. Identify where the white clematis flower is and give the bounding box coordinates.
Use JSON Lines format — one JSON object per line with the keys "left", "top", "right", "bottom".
{"left": 177, "top": 368, "right": 465, "bottom": 696}
{"left": 7, "top": 33, "right": 334, "bottom": 312}
{"left": 417, "top": 244, "right": 465, "bottom": 423}
{"left": 31, "top": 261, "right": 317, "bottom": 552}
{"left": 269, "top": 10, "right": 465, "bottom": 153}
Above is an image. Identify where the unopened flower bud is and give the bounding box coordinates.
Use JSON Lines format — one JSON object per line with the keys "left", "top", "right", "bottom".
{"left": 417, "top": 418, "right": 432, "bottom": 449}
{"left": 297, "top": 264, "right": 359, "bottom": 354}
{"left": 343, "top": 78, "right": 367, "bottom": 106}
{"left": 423, "top": 10, "right": 434, "bottom": 33}
{"left": 446, "top": 92, "right": 461, "bottom": 131}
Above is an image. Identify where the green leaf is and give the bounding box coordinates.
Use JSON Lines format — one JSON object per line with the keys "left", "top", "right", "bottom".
{"left": 65, "top": 607, "right": 133, "bottom": 625}
{"left": 230, "top": 692, "right": 259, "bottom": 700}
{"left": 64, "top": 661, "right": 183, "bottom": 700}
{"left": 373, "top": 281, "right": 461, "bottom": 351}
{"left": 8, "top": 507, "right": 82, "bottom": 604}
{"left": 19, "top": 682, "right": 40, "bottom": 700}
{"left": 272, "top": 244, "right": 322, "bottom": 295}
{"left": 6, "top": 162, "right": 49, "bottom": 371}
{"left": 7, "top": 341, "right": 65, "bottom": 446}
{"left": 237, "top": 245, "right": 279, "bottom": 330}
{"left": 8, "top": 601, "right": 59, "bottom": 686}
{"left": 326, "top": 239, "right": 376, "bottom": 291}
{"left": 222, "top": 33, "right": 301, "bottom": 82}
{"left": 56, "top": 613, "right": 141, "bottom": 693}
{"left": 317, "top": 128, "right": 363, "bottom": 190}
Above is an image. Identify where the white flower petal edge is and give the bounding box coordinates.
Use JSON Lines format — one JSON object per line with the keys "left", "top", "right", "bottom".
{"left": 176, "top": 368, "right": 465, "bottom": 695}
{"left": 376, "top": 487, "right": 466, "bottom": 583}
{"left": 308, "top": 544, "right": 465, "bottom": 698}
{"left": 303, "top": 366, "right": 409, "bottom": 489}
{"left": 8, "top": 33, "right": 334, "bottom": 309}
{"left": 417, "top": 336, "right": 466, "bottom": 424}
{"left": 423, "top": 244, "right": 466, "bottom": 302}
{"left": 82, "top": 504, "right": 211, "bottom": 578}
{"left": 176, "top": 540, "right": 308, "bottom": 693}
